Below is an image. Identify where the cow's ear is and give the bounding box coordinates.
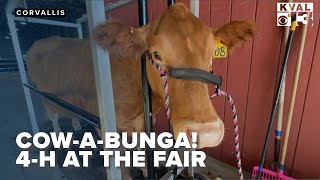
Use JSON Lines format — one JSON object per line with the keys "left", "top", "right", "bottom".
{"left": 93, "top": 21, "right": 148, "bottom": 59}
{"left": 212, "top": 21, "right": 256, "bottom": 51}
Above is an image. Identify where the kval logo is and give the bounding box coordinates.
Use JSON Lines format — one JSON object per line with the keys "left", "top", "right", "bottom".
{"left": 277, "top": 3, "right": 313, "bottom": 26}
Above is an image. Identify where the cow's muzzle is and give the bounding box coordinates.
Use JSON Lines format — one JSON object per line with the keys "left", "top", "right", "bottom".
{"left": 172, "top": 118, "right": 224, "bottom": 149}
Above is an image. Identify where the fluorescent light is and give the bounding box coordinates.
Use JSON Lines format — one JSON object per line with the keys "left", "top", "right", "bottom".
{"left": 5, "top": 36, "right": 10, "bottom": 39}
{"left": 20, "top": 22, "right": 27, "bottom": 25}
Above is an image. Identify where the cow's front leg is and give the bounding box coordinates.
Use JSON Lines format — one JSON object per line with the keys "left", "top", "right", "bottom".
{"left": 119, "top": 137, "right": 133, "bottom": 180}
{"left": 71, "top": 117, "right": 82, "bottom": 131}
{"left": 44, "top": 105, "right": 62, "bottom": 133}
{"left": 51, "top": 114, "right": 61, "bottom": 133}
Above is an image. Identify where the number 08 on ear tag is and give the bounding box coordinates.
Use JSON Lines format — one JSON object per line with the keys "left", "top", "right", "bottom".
{"left": 213, "top": 39, "right": 227, "bottom": 58}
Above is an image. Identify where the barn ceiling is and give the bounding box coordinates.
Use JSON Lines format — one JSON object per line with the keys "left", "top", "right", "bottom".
{"left": 0, "top": 0, "right": 113, "bottom": 60}
{"left": 0, "top": 0, "right": 136, "bottom": 61}
{"left": 0, "top": 0, "right": 134, "bottom": 60}
{"left": 0, "top": 0, "right": 87, "bottom": 36}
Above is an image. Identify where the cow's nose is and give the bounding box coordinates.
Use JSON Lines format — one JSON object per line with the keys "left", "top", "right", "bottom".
{"left": 172, "top": 118, "right": 224, "bottom": 149}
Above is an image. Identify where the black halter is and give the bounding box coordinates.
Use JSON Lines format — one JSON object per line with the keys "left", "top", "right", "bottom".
{"left": 169, "top": 68, "right": 222, "bottom": 87}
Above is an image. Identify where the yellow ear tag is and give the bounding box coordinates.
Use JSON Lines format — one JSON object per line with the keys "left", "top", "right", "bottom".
{"left": 213, "top": 39, "right": 227, "bottom": 58}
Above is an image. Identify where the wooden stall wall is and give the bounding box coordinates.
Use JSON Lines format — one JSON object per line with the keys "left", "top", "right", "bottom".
{"left": 105, "top": 0, "right": 320, "bottom": 178}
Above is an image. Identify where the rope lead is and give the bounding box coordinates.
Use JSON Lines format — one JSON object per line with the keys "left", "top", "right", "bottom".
{"left": 210, "top": 90, "right": 244, "bottom": 180}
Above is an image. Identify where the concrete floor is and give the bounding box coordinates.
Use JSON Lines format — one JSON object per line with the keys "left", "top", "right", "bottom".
{"left": 0, "top": 72, "right": 64, "bottom": 180}
{"left": 0, "top": 72, "right": 107, "bottom": 180}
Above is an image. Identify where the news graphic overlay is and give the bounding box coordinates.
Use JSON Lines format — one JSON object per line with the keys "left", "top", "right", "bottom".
{"left": 277, "top": 2, "right": 313, "bottom": 26}
{"left": 15, "top": 9, "right": 66, "bottom": 17}
{"left": 15, "top": 132, "right": 206, "bottom": 168}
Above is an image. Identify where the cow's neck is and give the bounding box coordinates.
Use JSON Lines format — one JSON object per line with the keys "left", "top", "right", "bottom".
{"left": 108, "top": 55, "right": 164, "bottom": 132}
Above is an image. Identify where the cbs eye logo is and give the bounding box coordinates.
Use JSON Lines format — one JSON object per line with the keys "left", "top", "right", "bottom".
{"left": 277, "top": 12, "right": 291, "bottom": 26}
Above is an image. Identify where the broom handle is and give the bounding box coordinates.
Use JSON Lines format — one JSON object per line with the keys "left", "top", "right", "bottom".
{"left": 275, "top": 0, "right": 292, "bottom": 164}
{"left": 278, "top": 13, "right": 309, "bottom": 174}
{"left": 274, "top": 21, "right": 290, "bottom": 163}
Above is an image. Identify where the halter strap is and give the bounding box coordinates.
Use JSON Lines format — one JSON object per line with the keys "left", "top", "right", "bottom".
{"left": 169, "top": 68, "right": 222, "bottom": 87}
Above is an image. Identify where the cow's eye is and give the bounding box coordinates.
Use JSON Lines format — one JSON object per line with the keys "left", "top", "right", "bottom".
{"left": 153, "top": 51, "right": 161, "bottom": 60}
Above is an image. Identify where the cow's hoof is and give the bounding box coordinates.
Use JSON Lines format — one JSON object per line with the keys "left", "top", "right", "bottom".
{"left": 72, "top": 118, "right": 82, "bottom": 131}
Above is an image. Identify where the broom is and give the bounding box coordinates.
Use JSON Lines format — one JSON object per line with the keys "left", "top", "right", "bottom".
{"left": 254, "top": 15, "right": 297, "bottom": 180}
{"left": 278, "top": 12, "right": 309, "bottom": 175}
{"left": 274, "top": 0, "right": 292, "bottom": 166}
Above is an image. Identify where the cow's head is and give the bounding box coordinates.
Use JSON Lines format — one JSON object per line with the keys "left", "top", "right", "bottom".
{"left": 93, "top": 3, "right": 255, "bottom": 149}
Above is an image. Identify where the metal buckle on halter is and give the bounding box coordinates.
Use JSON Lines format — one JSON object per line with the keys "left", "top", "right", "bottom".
{"left": 215, "top": 85, "right": 221, "bottom": 96}
{"left": 209, "top": 70, "right": 221, "bottom": 96}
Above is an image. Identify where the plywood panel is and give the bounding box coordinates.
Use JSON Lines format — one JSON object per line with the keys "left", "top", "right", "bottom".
{"left": 204, "top": 0, "right": 232, "bottom": 161}
{"left": 199, "top": 0, "right": 210, "bottom": 25}
{"left": 106, "top": 0, "right": 139, "bottom": 27}
{"left": 149, "top": 0, "right": 167, "bottom": 19}
{"left": 291, "top": 27, "right": 320, "bottom": 178}
{"left": 221, "top": 0, "right": 257, "bottom": 167}
{"left": 241, "top": 0, "right": 283, "bottom": 171}
{"left": 147, "top": 0, "right": 154, "bottom": 21}
{"left": 129, "top": 1, "right": 139, "bottom": 27}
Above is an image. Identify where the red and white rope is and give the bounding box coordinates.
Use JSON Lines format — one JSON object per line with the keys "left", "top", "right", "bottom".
{"left": 149, "top": 60, "right": 172, "bottom": 127}
{"left": 210, "top": 88, "right": 244, "bottom": 180}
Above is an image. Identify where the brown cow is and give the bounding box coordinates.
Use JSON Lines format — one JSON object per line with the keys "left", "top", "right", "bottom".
{"left": 27, "top": 3, "right": 255, "bottom": 149}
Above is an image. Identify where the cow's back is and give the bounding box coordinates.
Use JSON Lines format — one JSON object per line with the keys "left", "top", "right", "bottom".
{"left": 27, "top": 36, "right": 98, "bottom": 116}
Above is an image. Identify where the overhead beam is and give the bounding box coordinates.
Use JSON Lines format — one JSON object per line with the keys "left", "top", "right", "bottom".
{"left": 14, "top": 17, "right": 79, "bottom": 28}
